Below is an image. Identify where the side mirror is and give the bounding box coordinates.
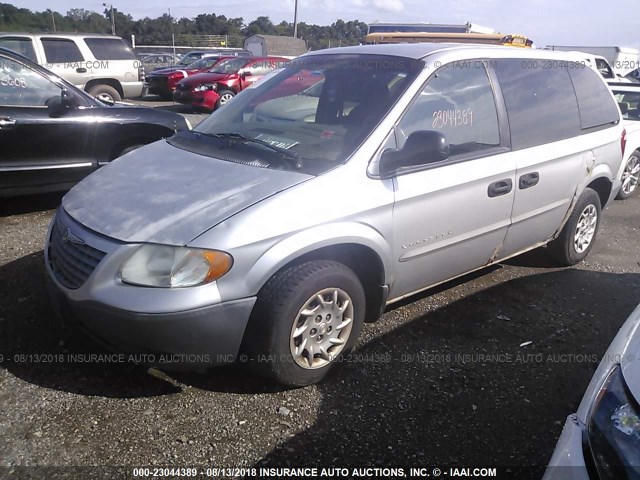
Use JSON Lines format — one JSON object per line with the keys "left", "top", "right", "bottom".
{"left": 379, "top": 130, "right": 449, "bottom": 178}
{"left": 240, "top": 71, "right": 250, "bottom": 79}
{"left": 46, "top": 89, "right": 74, "bottom": 117}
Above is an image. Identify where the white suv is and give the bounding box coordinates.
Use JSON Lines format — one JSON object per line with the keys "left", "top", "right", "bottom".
{"left": 0, "top": 33, "right": 143, "bottom": 102}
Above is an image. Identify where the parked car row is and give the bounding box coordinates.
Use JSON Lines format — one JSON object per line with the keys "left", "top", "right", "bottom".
{"left": 0, "top": 47, "right": 190, "bottom": 196}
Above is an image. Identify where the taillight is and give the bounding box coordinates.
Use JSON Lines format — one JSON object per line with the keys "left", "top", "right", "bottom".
{"left": 621, "top": 128, "right": 627, "bottom": 157}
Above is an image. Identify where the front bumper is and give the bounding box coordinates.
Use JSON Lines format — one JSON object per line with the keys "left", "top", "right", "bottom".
{"left": 173, "top": 89, "right": 217, "bottom": 111}
{"left": 543, "top": 415, "right": 590, "bottom": 480}
{"left": 145, "top": 78, "right": 172, "bottom": 96}
{"left": 44, "top": 209, "right": 256, "bottom": 368}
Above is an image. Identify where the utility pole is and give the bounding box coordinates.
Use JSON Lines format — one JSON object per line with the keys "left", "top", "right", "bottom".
{"left": 103, "top": 3, "right": 115, "bottom": 35}
{"left": 48, "top": 9, "right": 56, "bottom": 32}
{"left": 293, "top": 0, "right": 298, "bottom": 38}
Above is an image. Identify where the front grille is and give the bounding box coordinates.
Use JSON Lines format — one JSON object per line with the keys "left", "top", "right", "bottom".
{"left": 48, "top": 219, "right": 107, "bottom": 289}
{"left": 147, "top": 76, "right": 168, "bottom": 84}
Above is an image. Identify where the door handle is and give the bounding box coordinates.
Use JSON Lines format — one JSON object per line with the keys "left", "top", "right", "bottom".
{"left": 0, "top": 117, "right": 17, "bottom": 129}
{"left": 487, "top": 179, "right": 513, "bottom": 198}
{"left": 519, "top": 172, "right": 540, "bottom": 189}
{"left": 76, "top": 68, "right": 87, "bottom": 73}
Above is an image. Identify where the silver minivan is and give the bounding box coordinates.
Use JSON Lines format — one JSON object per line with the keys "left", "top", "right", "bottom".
{"left": 45, "top": 44, "right": 625, "bottom": 386}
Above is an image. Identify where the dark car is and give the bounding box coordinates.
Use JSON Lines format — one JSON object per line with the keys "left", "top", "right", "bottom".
{"left": 0, "top": 47, "right": 191, "bottom": 197}
{"left": 173, "top": 57, "right": 289, "bottom": 111}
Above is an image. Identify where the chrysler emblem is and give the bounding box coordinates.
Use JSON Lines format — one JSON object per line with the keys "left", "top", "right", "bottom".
{"left": 62, "top": 227, "right": 85, "bottom": 245}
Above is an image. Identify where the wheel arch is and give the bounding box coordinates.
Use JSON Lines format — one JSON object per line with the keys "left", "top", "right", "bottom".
{"left": 85, "top": 78, "right": 124, "bottom": 98}
{"left": 246, "top": 225, "right": 392, "bottom": 324}
{"left": 585, "top": 175, "right": 613, "bottom": 209}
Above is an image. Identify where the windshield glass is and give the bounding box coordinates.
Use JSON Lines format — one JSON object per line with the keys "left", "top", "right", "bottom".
{"left": 211, "top": 57, "right": 253, "bottom": 74}
{"left": 189, "top": 57, "right": 221, "bottom": 69}
{"left": 178, "top": 54, "right": 200, "bottom": 66}
{"left": 613, "top": 90, "right": 640, "bottom": 120}
{"left": 167, "top": 54, "right": 423, "bottom": 175}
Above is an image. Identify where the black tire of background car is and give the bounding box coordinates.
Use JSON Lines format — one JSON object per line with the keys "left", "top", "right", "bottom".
{"left": 243, "top": 260, "right": 366, "bottom": 387}
{"left": 548, "top": 187, "right": 601, "bottom": 266}
{"left": 215, "top": 89, "right": 236, "bottom": 109}
{"left": 615, "top": 150, "right": 640, "bottom": 200}
{"left": 87, "top": 84, "right": 121, "bottom": 102}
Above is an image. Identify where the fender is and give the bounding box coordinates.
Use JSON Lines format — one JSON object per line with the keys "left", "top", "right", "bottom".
{"left": 245, "top": 222, "right": 393, "bottom": 296}
{"left": 551, "top": 165, "right": 613, "bottom": 240}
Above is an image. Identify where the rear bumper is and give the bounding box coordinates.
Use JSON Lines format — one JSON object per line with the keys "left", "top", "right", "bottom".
{"left": 45, "top": 272, "right": 256, "bottom": 367}
{"left": 121, "top": 81, "right": 144, "bottom": 99}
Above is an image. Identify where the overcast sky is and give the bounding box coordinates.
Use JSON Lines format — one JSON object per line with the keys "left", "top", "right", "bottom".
{"left": 7, "top": 0, "right": 640, "bottom": 49}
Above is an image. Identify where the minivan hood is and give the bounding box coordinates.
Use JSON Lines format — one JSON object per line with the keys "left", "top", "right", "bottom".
{"left": 62, "top": 140, "right": 311, "bottom": 245}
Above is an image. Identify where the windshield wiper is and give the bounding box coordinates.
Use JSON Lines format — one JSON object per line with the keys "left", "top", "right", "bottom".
{"left": 204, "top": 132, "right": 301, "bottom": 167}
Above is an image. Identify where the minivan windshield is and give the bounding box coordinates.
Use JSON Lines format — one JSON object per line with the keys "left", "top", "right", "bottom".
{"left": 168, "top": 54, "right": 423, "bottom": 175}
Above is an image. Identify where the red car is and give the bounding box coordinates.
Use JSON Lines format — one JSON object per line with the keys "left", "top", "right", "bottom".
{"left": 173, "top": 57, "right": 289, "bottom": 111}
{"left": 144, "top": 56, "right": 235, "bottom": 99}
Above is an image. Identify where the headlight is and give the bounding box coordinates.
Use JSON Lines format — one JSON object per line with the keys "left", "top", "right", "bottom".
{"left": 194, "top": 83, "right": 216, "bottom": 92}
{"left": 120, "top": 245, "right": 232, "bottom": 288}
{"left": 587, "top": 365, "right": 640, "bottom": 479}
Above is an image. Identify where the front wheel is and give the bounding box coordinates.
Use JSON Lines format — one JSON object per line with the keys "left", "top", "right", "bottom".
{"left": 244, "top": 260, "right": 366, "bottom": 387}
{"left": 215, "top": 89, "right": 235, "bottom": 109}
{"left": 616, "top": 151, "right": 640, "bottom": 200}
{"left": 548, "top": 187, "right": 601, "bottom": 266}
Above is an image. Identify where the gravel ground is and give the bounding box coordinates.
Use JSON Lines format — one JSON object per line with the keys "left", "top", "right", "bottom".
{"left": 1, "top": 104, "right": 640, "bottom": 478}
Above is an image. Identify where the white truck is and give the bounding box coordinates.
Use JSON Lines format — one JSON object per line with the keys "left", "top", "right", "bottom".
{"left": 546, "top": 46, "right": 639, "bottom": 76}
{"left": 608, "top": 82, "right": 640, "bottom": 199}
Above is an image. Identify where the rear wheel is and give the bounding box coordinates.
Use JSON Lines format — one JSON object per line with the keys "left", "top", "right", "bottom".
{"left": 244, "top": 260, "right": 365, "bottom": 387}
{"left": 548, "top": 188, "right": 601, "bottom": 266}
{"left": 616, "top": 151, "right": 640, "bottom": 199}
{"left": 215, "top": 90, "right": 235, "bottom": 109}
{"left": 88, "top": 84, "right": 121, "bottom": 103}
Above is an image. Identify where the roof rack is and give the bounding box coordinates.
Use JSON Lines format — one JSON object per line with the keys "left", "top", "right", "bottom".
{"left": 365, "top": 32, "right": 533, "bottom": 47}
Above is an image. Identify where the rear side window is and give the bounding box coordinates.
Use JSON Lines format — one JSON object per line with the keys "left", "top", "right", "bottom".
{"left": 569, "top": 66, "right": 620, "bottom": 129}
{"left": 84, "top": 38, "right": 136, "bottom": 60}
{"left": 397, "top": 61, "right": 501, "bottom": 157}
{"left": 0, "top": 37, "right": 37, "bottom": 62}
{"left": 494, "top": 59, "right": 580, "bottom": 150}
{"left": 41, "top": 38, "right": 84, "bottom": 63}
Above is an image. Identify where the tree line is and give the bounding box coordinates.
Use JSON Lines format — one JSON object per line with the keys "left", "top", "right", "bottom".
{"left": 0, "top": 3, "right": 370, "bottom": 50}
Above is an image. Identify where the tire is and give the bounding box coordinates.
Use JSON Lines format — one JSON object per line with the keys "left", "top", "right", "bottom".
{"left": 616, "top": 150, "right": 640, "bottom": 200}
{"left": 548, "top": 188, "right": 601, "bottom": 266}
{"left": 215, "top": 89, "right": 235, "bottom": 109}
{"left": 244, "top": 260, "right": 366, "bottom": 387}
{"left": 88, "top": 84, "right": 121, "bottom": 103}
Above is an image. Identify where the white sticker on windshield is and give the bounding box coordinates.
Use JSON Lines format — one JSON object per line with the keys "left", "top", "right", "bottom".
{"left": 256, "top": 133, "right": 299, "bottom": 149}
